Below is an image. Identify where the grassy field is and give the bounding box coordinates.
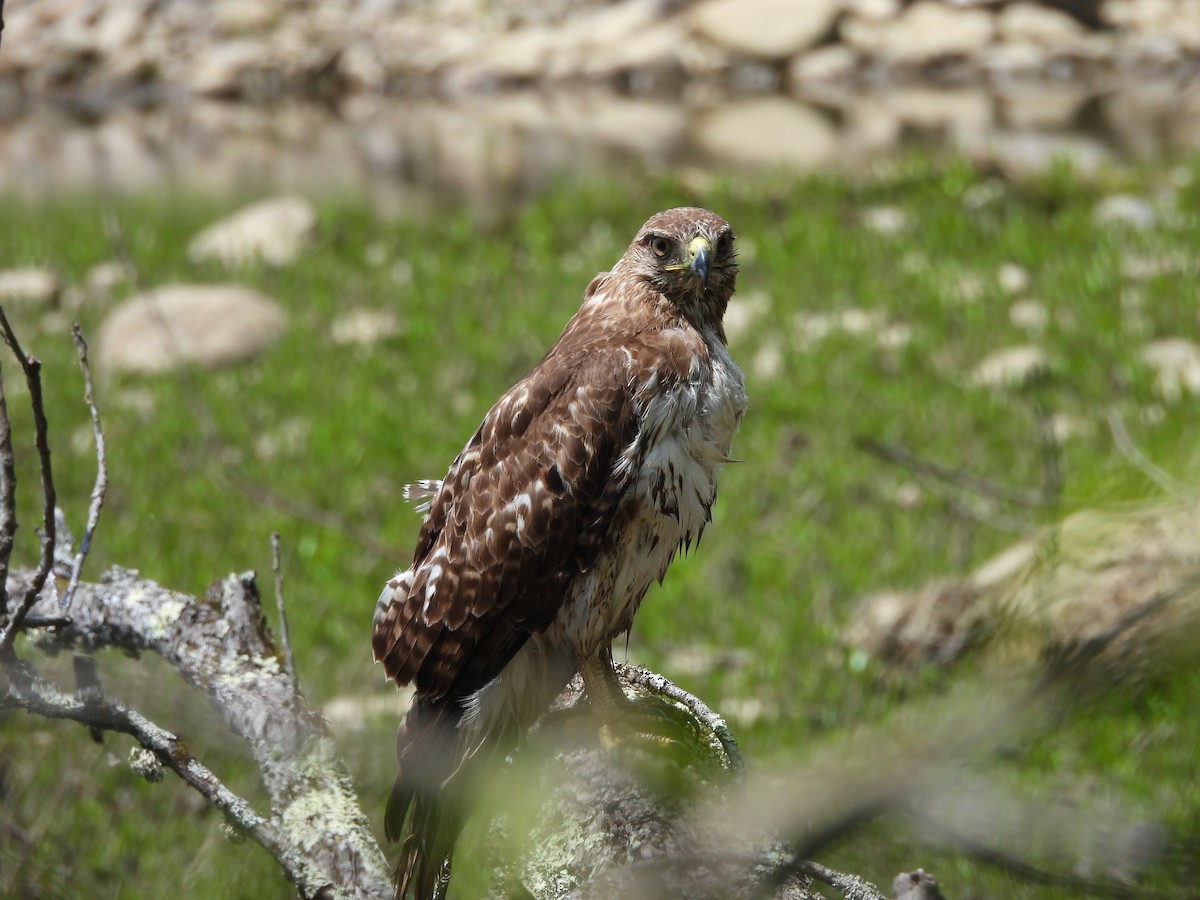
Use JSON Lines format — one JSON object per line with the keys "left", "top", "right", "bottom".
{"left": 1, "top": 154, "right": 1198, "bottom": 898}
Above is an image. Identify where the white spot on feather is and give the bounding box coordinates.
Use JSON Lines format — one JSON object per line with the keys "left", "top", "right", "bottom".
{"left": 510, "top": 492, "right": 533, "bottom": 540}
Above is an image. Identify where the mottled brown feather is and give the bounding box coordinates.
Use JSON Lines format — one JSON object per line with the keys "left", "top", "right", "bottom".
{"left": 371, "top": 207, "right": 743, "bottom": 900}
{"left": 373, "top": 343, "right": 645, "bottom": 701}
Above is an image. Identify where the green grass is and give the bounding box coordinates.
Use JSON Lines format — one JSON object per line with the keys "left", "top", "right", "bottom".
{"left": 1, "top": 155, "right": 1198, "bottom": 897}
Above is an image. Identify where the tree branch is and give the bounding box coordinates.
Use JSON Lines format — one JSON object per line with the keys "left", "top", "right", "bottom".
{"left": 0, "top": 309, "right": 56, "bottom": 654}
{"left": 2, "top": 662, "right": 282, "bottom": 854}
{"left": 61, "top": 322, "right": 108, "bottom": 611}
{"left": 6, "top": 545, "right": 392, "bottom": 899}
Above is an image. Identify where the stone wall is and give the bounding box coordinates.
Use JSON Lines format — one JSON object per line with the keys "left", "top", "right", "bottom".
{"left": 1, "top": 0, "right": 1197, "bottom": 103}
{"left": 0, "top": 0, "right": 1198, "bottom": 198}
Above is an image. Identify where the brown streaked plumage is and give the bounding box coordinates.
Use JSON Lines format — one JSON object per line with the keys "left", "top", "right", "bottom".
{"left": 371, "top": 207, "right": 746, "bottom": 899}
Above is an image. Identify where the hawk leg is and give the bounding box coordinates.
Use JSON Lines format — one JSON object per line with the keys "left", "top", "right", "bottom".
{"left": 580, "top": 649, "right": 700, "bottom": 752}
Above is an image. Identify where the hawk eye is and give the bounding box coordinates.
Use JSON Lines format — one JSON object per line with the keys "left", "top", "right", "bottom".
{"left": 716, "top": 232, "right": 734, "bottom": 256}
{"left": 649, "top": 235, "right": 671, "bottom": 258}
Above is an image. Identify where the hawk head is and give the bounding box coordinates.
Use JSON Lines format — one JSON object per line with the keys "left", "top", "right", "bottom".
{"left": 622, "top": 207, "right": 738, "bottom": 334}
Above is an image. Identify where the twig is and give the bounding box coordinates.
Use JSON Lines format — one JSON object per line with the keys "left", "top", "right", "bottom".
{"left": 616, "top": 663, "right": 744, "bottom": 774}
{"left": 62, "top": 323, "right": 108, "bottom": 611}
{"left": 795, "top": 860, "right": 888, "bottom": 900}
{"left": 10, "top": 559, "right": 392, "bottom": 898}
{"left": 270, "top": 531, "right": 297, "bottom": 693}
{"left": 3, "top": 666, "right": 283, "bottom": 860}
{"left": 0, "top": 309, "right": 56, "bottom": 654}
{"left": 0, "top": 357, "right": 16, "bottom": 618}
{"left": 1106, "top": 408, "right": 1194, "bottom": 501}
{"left": 909, "top": 810, "right": 1168, "bottom": 900}
{"left": 855, "top": 436, "right": 1047, "bottom": 508}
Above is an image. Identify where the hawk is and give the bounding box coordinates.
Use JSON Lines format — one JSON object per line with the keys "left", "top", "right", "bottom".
{"left": 371, "top": 207, "right": 745, "bottom": 898}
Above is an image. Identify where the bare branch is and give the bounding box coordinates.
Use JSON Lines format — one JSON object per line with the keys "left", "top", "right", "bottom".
{"left": 855, "top": 436, "right": 1047, "bottom": 508}
{"left": 1106, "top": 408, "right": 1194, "bottom": 501}
{"left": 62, "top": 322, "right": 108, "bottom": 610}
{"left": 9, "top": 549, "right": 391, "bottom": 899}
{"left": 794, "top": 860, "right": 888, "bottom": 900}
{"left": 616, "top": 663, "right": 744, "bottom": 774}
{"left": 0, "top": 309, "right": 56, "bottom": 654}
{"left": 2, "top": 665, "right": 283, "bottom": 857}
{"left": 270, "top": 531, "right": 298, "bottom": 693}
{"left": 0, "top": 358, "right": 16, "bottom": 617}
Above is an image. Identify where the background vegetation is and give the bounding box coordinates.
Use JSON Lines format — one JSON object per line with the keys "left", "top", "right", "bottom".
{"left": 1, "top": 155, "right": 1198, "bottom": 898}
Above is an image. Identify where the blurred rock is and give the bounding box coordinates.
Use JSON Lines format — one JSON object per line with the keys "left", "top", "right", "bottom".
{"left": 1009, "top": 299, "right": 1048, "bottom": 333}
{"left": 788, "top": 44, "right": 859, "bottom": 94}
{"left": 0, "top": 267, "right": 61, "bottom": 305}
{"left": 692, "top": 0, "right": 839, "bottom": 59}
{"left": 1093, "top": 194, "right": 1157, "bottom": 230}
{"left": 997, "top": 262, "right": 1031, "bottom": 295}
{"left": 96, "top": 283, "right": 287, "bottom": 373}
{"left": 861, "top": 205, "right": 908, "bottom": 234}
{"left": 1141, "top": 338, "right": 1200, "bottom": 402}
{"left": 694, "top": 99, "right": 836, "bottom": 168}
{"left": 843, "top": 1, "right": 994, "bottom": 65}
{"left": 997, "top": 2, "right": 1092, "bottom": 50}
{"left": 188, "top": 195, "right": 317, "bottom": 267}
{"left": 972, "top": 344, "right": 1047, "bottom": 387}
{"left": 893, "top": 868, "right": 946, "bottom": 900}
{"left": 331, "top": 309, "right": 403, "bottom": 347}
{"left": 85, "top": 261, "right": 131, "bottom": 297}
{"left": 846, "top": 502, "right": 1200, "bottom": 680}
{"left": 998, "top": 84, "right": 1089, "bottom": 129}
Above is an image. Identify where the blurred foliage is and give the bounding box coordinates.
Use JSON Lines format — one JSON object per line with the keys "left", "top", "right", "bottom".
{"left": 1, "top": 153, "right": 1198, "bottom": 898}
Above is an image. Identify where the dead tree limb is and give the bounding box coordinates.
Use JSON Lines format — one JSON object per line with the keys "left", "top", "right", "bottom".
{"left": 5, "top": 527, "right": 392, "bottom": 899}
{"left": 0, "top": 308, "right": 57, "bottom": 654}
{"left": 61, "top": 322, "right": 108, "bottom": 610}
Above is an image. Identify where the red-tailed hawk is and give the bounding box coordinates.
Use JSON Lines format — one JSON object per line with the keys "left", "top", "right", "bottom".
{"left": 371, "top": 207, "right": 745, "bottom": 898}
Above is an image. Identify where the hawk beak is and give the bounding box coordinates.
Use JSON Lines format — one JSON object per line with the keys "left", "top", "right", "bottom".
{"left": 688, "top": 236, "right": 712, "bottom": 284}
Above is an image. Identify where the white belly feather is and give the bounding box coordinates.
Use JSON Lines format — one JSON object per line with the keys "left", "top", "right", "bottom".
{"left": 549, "top": 332, "right": 745, "bottom": 658}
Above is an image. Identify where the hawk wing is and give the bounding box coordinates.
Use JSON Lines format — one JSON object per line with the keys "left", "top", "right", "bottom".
{"left": 372, "top": 338, "right": 641, "bottom": 702}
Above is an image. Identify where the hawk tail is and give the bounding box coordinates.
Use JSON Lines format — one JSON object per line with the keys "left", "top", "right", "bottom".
{"left": 387, "top": 697, "right": 481, "bottom": 900}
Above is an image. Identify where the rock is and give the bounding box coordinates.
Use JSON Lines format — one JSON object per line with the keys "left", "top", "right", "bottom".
{"left": 188, "top": 195, "right": 317, "bottom": 267}
{"left": 1141, "top": 338, "right": 1200, "bottom": 402}
{"left": 997, "top": 262, "right": 1030, "bottom": 295}
{"left": 0, "top": 267, "right": 61, "bottom": 305}
{"left": 843, "top": 1, "right": 994, "bottom": 66}
{"left": 1009, "top": 299, "right": 1048, "bottom": 333}
{"left": 998, "top": 84, "right": 1089, "bottom": 130}
{"left": 578, "top": 22, "right": 682, "bottom": 79}
{"left": 985, "top": 41, "right": 1051, "bottom": 82}
{"left": 330, "top": 309, "right": 403, "bottom": 346}
{"left": 861, "top": 205, "right": 908, "bottom": 234}
{"left": 96, "top": 284, "right": 287, "bottom": 373}
{"left": 692, "top": 0, "right": 840, "bottom": 59}
{"left": 93, "top": 3, "right": 149, "bottom": 58}
{"left": 879, "top": 87, "right": 991, "bottom": 132}
{"left": 788, "top": 44, "right": 859, "bottom": 93}
{"left": 184, "top": 39, "right": 271, "bottom": 96}
{"left": 213, "top": 0, "right": 283, "bottom": 35}
{"left": 845, "top": 0, "right": 900, "bottom": 22}
{"left": 979, "top": 132, "right": 1111, "bottom": 180}
{"left": 997, "top": 3, "right": 1090, "bottom": 49}
{"left": 1093, "top": 194, "right": 1157, "bottom": 230}
{"left": 694, "top": 99, "right": 836, "bottom": 169}
{"left": 972, "top": 344, "right": 1048, "bottom": 388}
{"left": 85, "top": 261, "right": 131, "bottom": 296}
